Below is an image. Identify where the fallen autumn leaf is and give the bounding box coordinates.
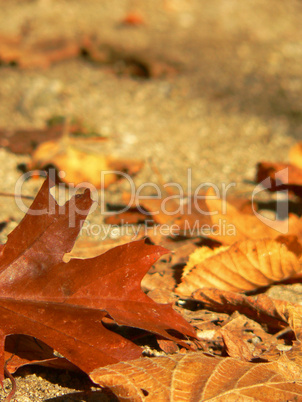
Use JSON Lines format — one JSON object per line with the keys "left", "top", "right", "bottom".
{"left": 0, "top": 177, "right": 195, "bottom": 385}
{"left": 90, "top": 352, "right": 302, "bottom": 402}
{"left": 176, "top": 236, "right": 302, "bottom": 295}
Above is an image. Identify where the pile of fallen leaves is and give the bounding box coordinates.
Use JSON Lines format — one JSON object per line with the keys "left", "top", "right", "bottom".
{"left": 0, "top": 131, "right": 302, "bottom": 401}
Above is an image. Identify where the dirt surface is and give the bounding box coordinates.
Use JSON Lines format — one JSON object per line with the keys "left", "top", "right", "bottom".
{"left": 0, "top": 0, "right": 302, "bottom": 400}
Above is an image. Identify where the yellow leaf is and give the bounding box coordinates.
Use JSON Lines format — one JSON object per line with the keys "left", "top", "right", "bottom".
{"left": 176, "top": 236, "right": 302, "bottom": 296}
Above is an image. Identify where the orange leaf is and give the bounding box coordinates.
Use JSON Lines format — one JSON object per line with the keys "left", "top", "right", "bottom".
{"left": 290, "top": 142, "right": 302, "bottom": 169}
{"left": 204, "top": 187, "right": 301, "bottom": 244}
{"left": 176, "top": 236, "right": 302, "bottom": 295}
{"left": 28, "top": 136, "right": 143, "bottom": 188}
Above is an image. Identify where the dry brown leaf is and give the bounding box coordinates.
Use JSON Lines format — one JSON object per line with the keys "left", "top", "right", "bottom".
{"left": 0, "top": 124, "right": 64, "bottom": 155}
{"left": 190, "top": 289, "right": 302, "bottom": 365}
{"left": 176, "top": 236, "right": 302, "bottom": 296}
{"left": 255, "top": 298, "right": 302, "bottom": 366}
{"left": 179, "top": 302, "right": 288, "bottom": 361}
{"left": 192, "top": 288, "right": 301, "bottom": 331}
{"left": 0, "top": 119, "right": 104, "bottom": 155}
{"left": 181, "top": 288, "right": 302, "bottom": 364}
{"left": 274, "top": 301, "right": 302, "bottom": 342}
{"left": 220, "top": 328, "right": 258, "bottom": 361}
{"left": 219, "top": 313, "right": 274, "bottom": 361}
{"left": 90, "top": 352, "right": 302, "bottom": 401}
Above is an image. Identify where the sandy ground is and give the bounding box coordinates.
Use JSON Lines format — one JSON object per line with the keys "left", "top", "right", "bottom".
{"left": 0, "top": 0, "right": 302, "bottom": 400}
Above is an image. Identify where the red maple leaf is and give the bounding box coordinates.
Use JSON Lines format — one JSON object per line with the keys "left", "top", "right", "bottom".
{"left": 0, "top": 178, "right": 195, "bottom": 383}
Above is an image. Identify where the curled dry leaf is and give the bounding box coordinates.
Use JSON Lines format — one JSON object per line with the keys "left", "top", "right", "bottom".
{"left": 220, "top": 326, "right": 258, "bottom": 361}
{"left": 28, "top": 135, "right": 143, "bottom": 188}
{"left": 90, "top": 352, "right": 302, "bottom": 402}
{"left": 219, "top": 313, "right": 275, "bottom": 361}
{"left": 176, "top": 236, "right": 302, "bottom": 296}
{"left": 192, "top": 288, "right": 302, "bottom": 332}
{"left": 192, "top": 289, "right": 302, "bottom": 366}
